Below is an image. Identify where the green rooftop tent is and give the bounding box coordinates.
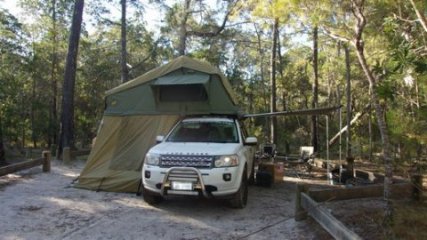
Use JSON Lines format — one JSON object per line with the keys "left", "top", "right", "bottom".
{"left": 75, "top": 56, "right": 239, "bottom": 192}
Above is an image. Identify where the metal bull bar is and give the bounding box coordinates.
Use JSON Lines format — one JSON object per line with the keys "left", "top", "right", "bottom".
{"left": 160, "top": 167, "right": 209, "bottom": 198}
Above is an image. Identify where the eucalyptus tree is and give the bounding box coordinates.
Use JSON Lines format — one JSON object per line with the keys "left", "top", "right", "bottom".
{"left": 240, "top": 0, "right": 293, "bottom": 144}
{"left": 317, "top": 0, "right": 401, "bottom": 228}
{"left": 58, "top": 0, "right": 84, "bottom": 156}
{"left": 382, "top": 0, "right": 427, "bottom": 161}
{"left": 160, "top": 0, "right": 239, "bottom": 57}
{"left": 283, "top": 0, "right": 339, "bottom": 153}
{"left": 120, "top": 0, "right": 144, "bottom": 83}
{"left": 120, "top": 0, "right": 129, "bottom": 83}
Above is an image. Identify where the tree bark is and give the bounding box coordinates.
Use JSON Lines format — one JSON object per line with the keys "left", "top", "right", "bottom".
{"left": 270, "top": 18, "right": 279, "bottom": 144}
{"left": 311, "top": 26, "right": 319, "bottom": 152}
{"left": 344, "top": 44, "right": 354, "bottom": 171}
{"left": 186, "top": 1, "right": 236, "bottom": 38}
{"left": 178, "top": 0, "right": 191, "bottom": 56}
{"left": 58, "top": 0, "right": 84, "bottom": 157}
{"left": 31, "top": 66, "right": 37, "bottom": 148}
{"left": 368, "top": 103, "right": 373, "bottom": 161}
{"left": 0, "top": 113, "right": 5, "bottom": 166}
{"left": 120, "top": 0, "right": 129, "bottom": 83}
{"left": 350, "top": 0, "right": 394, "bottom": 227}
{"left": 276, "top": 28, "right": 287, "bottom": 111}
{"left": 254, "top": 24, "right": 268, "bottom": 111}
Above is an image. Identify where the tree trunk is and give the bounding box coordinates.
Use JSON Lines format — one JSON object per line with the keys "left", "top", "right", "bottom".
{"left": 356, "top": 46, "right": 394, "bottom": 225}
{"left": 178, "top": 0, "right": 191, "bottom": 56}
{"left": 270, "top": 18, "right": 279, "bottom": 144}
{"left": 254, "top": 24, "right": 268, "bottom": 111}
{"left": 368, "top": 103, "right": 373, "bottom": 161}
{"left": 311, "top": 26, "right": 319, "bottom": 152}
{"left": 120, "top": 0, "right": 129, "bottom": 83}
{"left": 21, "top": 95, "right": 25, "bottom": 149}
{"left": 276, "top": 29, "right": 287, "bottom": 112}
{"left": 0, "top": 113, "right": 5, "bottom": 166}
{"left": 58, "top": 0, "right": 84, "bottom": 157}
{"left": 344, "top": 44, "right": 354, "bottom": 171}
{"left": 350, "top": 0, "right": 394, "bottom": 227}
{"left": 254, "top": 24, "right": 269, "bottom": 136}
{"left": 31, "top": 69, "right": 37, "bottom": 148}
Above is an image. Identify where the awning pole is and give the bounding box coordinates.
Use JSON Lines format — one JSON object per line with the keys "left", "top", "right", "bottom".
{"left": 339, "top": 107, "right": 342, "bottom": 183}
{"left": 326, "top": 115, "right": 331, "bottom": 184}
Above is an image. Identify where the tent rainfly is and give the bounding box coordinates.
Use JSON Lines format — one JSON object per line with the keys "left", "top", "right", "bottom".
{"left": 76, "top": 56, "right": 239, "bottom": 192}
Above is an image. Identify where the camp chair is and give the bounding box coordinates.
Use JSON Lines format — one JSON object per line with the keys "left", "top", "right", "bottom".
{"left": 261, "top": 143, "right": 276, "bottom": 159}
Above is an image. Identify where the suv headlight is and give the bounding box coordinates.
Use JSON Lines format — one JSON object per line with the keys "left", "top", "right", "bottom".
{"left": 145, "top": 153, "right": 160, "bottom": 166}
{"left": 214, "top": 155, "right": 239, "bottom": 168}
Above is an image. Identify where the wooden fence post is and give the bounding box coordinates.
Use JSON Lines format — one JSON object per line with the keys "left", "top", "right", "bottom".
{"left": 411, "top": 174, "right": 423, "bottom": 201}
{"left": 295, "top": 182, "right": 309, "bottom": 221}
{"left": 63, "top": 147, "right": 71, "bottom": 165}
{"left": 42, "top": 151, "right": 51, "bottom": 172}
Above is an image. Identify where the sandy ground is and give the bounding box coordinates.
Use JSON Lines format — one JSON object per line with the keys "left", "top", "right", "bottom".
{"left": 0, "top": 161, "right": 331, "bottom": 240}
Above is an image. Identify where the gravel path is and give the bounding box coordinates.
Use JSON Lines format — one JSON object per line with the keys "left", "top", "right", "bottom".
{"left": 0, "top": 161, "right": 330, "bottom": 240}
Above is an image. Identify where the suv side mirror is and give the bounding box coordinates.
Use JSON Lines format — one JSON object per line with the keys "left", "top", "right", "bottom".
{"left": 156, "top": 135, "right": 164, "bottom": 143}
{"left": 245, "top": 137, "right": 258, "bottom": 146}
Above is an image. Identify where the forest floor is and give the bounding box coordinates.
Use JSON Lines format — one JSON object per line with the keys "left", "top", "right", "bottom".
{"left": 288, "top": 159, "right": 427, "bottom": 240}
{"left": 1, "top": 155, "right": 426, "bottom": 240}
{"left": 0, "top": 159, "right": 331, "bottom": 240}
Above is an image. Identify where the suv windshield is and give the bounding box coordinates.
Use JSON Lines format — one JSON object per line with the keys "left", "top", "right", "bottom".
{"left": 166, "top": 120, "right": 239, "bottom": 143}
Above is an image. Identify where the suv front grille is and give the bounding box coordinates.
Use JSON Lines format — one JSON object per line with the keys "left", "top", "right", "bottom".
{"left": 160, "top": 155, "right": 214, "bottom": 168}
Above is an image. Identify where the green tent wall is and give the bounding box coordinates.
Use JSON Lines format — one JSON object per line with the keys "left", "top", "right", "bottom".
{"left": 76, "top": 56, "right": 239, "bottom": 192}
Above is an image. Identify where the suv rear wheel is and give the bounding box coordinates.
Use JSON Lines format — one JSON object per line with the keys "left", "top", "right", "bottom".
{"left": 229, "top": 166, "right": 248, "bottom": 209}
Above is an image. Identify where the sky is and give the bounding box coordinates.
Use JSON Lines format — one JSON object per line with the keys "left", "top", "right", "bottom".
{"left": 1, "top": 0, "right": 309, "bottom": 51}
{"left": 0, "top": 0, "right": 165, "bottom": 34}
{"left": 0, "top": 0, "right": 222, "bottom": 36}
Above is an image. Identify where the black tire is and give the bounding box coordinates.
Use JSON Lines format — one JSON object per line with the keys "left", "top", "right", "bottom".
{"left": 142, "top": 186, "right": 163, "bottom": 205}
{"left": 229, "top": 166, "right": 248, "bottom": 209}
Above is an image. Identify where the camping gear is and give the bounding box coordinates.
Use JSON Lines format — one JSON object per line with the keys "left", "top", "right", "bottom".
{"left": 76, "top": 56, "right": 239, "bottom": 192}
{"left": 256, "top": 143, "right": 284, "bottom": 187}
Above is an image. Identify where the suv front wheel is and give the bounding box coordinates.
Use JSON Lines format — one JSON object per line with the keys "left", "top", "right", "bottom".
{"left": 142, "top": 185, "right": 163, "bottom": 205}
{"left": 229, "top": 166, "right": 248, "bottom": 209}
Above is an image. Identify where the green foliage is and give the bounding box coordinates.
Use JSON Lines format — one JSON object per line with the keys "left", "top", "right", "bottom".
{"left": 0, "top": 0, "right": 426, "bottom": 161}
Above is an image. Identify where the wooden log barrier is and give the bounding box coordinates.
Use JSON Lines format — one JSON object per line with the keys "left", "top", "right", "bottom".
{"left": 0, "top": 151, "right": 51, "bottom": 177}
{"left": 62, "top": 148, "right": 90, "bottom": 164}
{"left": 42, "top": 151, "right": 51, "bottom": 172}
{"left": 296, "top": 182, "right": 416, "bottom": 239}
{"left": 301, "top": 193, "right": 362, "bottom": 240}
{"left": 295, "top": 182, "right": 308, "bottom": 221}
{"left": 307, "top": 182, "right": 413, "bottom": 202}
{"left": 71, "top": 149, "right": 91, "bottom": 158}
{"left": 411, "top": 174, "right": 423, "bottom": 201}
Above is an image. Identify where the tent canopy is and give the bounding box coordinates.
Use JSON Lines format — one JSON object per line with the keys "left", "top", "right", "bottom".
{"left": 76, "top": 56, "right": 239, "bottom": 192}
{"left": 104, "top": 57, "right": 238, "bottom": 116}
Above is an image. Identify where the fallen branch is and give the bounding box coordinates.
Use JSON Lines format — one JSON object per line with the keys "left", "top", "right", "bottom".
{"left": 328, "top": 104, "right": 370, "bottom": 146}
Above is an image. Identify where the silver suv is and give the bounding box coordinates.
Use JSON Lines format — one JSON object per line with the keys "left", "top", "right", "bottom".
{"left": 142, "top": 116, "right": 257, "bottom": 208}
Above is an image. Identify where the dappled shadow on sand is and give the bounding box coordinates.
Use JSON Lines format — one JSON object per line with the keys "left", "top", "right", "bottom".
{"left": 0, "top": 161, "right": 331, "bottom": 240}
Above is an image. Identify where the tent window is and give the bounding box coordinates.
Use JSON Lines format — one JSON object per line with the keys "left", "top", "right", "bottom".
{"left": 159, "top": 84, "right": 207, "bottom": 102}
